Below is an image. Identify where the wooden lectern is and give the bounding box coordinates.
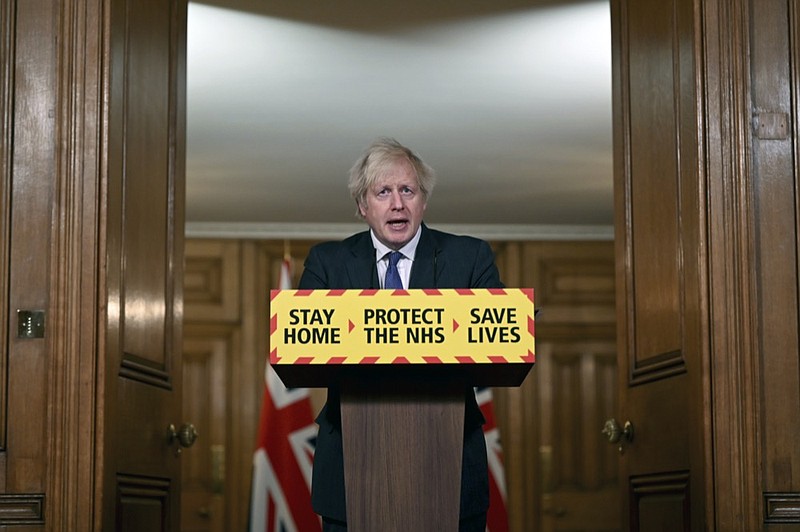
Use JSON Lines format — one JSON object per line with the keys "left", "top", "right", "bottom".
{"left": 340, "top": 369, "right": 464, "bottom": 531}
{"left": 270, "top": 289, "right": 535, "bottom": 532}
{"left": 275, "top": 365, "right": 531, "bottom": 532}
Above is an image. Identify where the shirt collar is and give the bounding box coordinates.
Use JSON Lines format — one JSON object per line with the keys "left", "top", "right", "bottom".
{"left": 370, "top": 225, "right": 422, "bottom": 262}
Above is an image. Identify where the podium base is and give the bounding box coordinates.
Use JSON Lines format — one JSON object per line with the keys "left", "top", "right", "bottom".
{"left": 340, "top": 378, "right": 464, "bottom": 532}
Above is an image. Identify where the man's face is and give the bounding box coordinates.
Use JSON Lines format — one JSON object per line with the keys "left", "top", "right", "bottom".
{"left": 359, "top": 159, "right": 427, "bottom": 250}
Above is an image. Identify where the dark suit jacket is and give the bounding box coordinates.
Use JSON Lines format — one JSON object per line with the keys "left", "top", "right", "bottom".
{"left": 298, "top": 223, "right": 503, "bottom": 521}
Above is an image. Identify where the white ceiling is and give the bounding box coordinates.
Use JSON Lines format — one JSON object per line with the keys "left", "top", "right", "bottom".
{"left": 185, "top": 0, "right": 613, "bottom": 240}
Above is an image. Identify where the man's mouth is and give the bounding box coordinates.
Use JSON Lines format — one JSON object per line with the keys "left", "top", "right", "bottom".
{"left": 387, "top": 220, "right": 408, "bottom": 229}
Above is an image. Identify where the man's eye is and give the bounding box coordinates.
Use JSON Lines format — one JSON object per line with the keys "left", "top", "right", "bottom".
{"left": 401, "top": 187, "right": 414, "bottom": 195}
{"left": 376, "top": 188, "right": 390, "bottom": 197}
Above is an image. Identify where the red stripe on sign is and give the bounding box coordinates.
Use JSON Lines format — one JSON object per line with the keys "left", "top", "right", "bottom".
{"left": 489, "top": 356, "right": 508, "bottom": 363}
{"left": 327, "top": 357, "right": 346, "bottom": 364}
{"left": 394, "top": 357, "right": 411, "bottom": 364}
{"left": 528, "top": 316, "right": 535, "bottom": 336}
{"left": 296, "top": 357, "right": 314, "bottom": 364}
{"left": 455, "top": 289, "right": 474, "bottom": 295}
{"left": 270, "top": 289, "right": 280, "bottom": 301}
{"left": 391, "top": 289, "right": 410, "bottom": 295}
{"left": 456, "top": 356, "right": 476, "bottom": 364}
{"left": 526, "top": 350, "right": 535, "bottom": 362}
{"left": 523, "top": 287, "right": 534, "bottom": 302}
{"left": 452, "top": 319, "right": 459, "bottom": 332}
{"left": 423, "top": 356, "right": 443, "bottom": 364}
{"left": 487, "top": 288, "right": 507, "bottom": 295}
{"left": 360, "top": 289, "right": 379, "bottom": 296}
{"left": 348, "top": 320, "right": 355, "bottom": 333}
{"left": 293, "top": 290, "right": 314, "bottom": 297}
{"left": 269, "top": 348, "right": 279, "bottom": 363}
{"left": 361, "top": 357, "right": 379, "bottom": 364}
{"left": 270, "top": 314, "right": 277, "bottom": 335}
{"left": 422, "top": 289, "right": 443, "bottom": 295}
{"left": 327, "top": 289, "right": 346, "bottom": 296}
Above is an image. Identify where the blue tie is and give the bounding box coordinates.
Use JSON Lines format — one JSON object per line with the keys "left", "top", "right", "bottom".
{"left": 384, "top": 251, "right": 403, "bottom": 289}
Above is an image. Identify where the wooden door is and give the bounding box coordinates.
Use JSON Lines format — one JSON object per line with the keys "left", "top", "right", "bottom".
{"left": 2, "top": 0, "right": 187, "bottom": 528}
{"left": 182, "top": 240, "right": 326, "bottom": 531}
{"left": 537, "top": 340, "right": 619, "bottom": 532}
{"left": 181, "top": 328, "right": 234, "bottom": 532}
{"left": 491, "top": 241, "right": 618, "bottom": 531}
{"left": 101, "top": 0, "right": 188, "bottom": 529}
{"left": 611, "top": 0, "right": 707, "bottom": 529}
{"left": 181, "top": 240, "right": 242, "bottom": 532}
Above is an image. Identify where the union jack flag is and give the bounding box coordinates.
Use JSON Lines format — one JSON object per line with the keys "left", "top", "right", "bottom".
{"left": 250, "top": 259, "right": 321, "bottom": 532}
{"left": 249, "top": 365, "right": 320, "bottom": 532}
{"left": 476, "top": 387, "right": 510, "bottom": 532}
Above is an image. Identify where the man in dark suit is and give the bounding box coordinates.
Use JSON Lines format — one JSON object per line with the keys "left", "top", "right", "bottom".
{"left": 298, "top": 137, "right": 503, "bottom": 531}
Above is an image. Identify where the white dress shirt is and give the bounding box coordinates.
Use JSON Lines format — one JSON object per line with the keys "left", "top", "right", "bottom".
{"left": 370, "top": 227, "right": 422, "bottom": 289}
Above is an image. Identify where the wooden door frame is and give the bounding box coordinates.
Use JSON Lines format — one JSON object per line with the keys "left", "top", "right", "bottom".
{"left": 42, "top": 0, "right": 106, "bottom": 529}
{"left": 700, "top": 1, "right": 762, "bottom": 529}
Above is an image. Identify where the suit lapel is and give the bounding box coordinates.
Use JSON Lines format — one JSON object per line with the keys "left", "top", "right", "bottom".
{"left": 409, "top": 225, "right": 441, "bottom": 289}
{"left": 345, "top": 232, "right": 379, "bottom": 289}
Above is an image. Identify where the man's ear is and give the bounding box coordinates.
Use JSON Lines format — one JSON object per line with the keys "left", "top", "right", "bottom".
{"left": 357, "top": 200, "right": 367, "bottom": 218}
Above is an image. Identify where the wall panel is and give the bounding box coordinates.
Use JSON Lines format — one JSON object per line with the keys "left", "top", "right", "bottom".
{"left": 750, "top": 0, "right": 800, "bottom": 523}
{"left": 183, "top": 238, "right": 616, "bottom": 532}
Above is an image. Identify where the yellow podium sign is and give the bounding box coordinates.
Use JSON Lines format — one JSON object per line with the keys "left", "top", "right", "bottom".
{"left": 269, "top": 288, "right": 535, "bottom": 365}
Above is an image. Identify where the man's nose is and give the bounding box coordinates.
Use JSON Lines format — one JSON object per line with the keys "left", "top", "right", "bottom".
{"left": 389, "top": 190, "right": 404, "bottom": 209}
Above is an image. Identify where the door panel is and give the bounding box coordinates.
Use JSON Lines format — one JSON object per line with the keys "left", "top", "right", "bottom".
{"left": 181, "top": 327, "right": 235, "bottom": 532}
{"left": 182, "top": 240, "right": 324, "bottom": 531}
{"left": 104, "top": 0, "right": 187, "bottom": 529}
{"left": 182, "top": 240, "right": 242, "bottom": 532}
{"left": 627, "top": 0, "right": 682, "bottom": 366}
{"left": 1, "top": 0, "right": 56, "bottom": 524}
{"left": 538, "top": 340, "right": 619, "bottom": 532}
{"left": 491, "top": 241, "right": 618, "bottom": 531}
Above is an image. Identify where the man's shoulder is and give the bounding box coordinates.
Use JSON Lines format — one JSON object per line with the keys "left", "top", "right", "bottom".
{"left": 309, "top": 231, "right": 370, "bottom": 255}
{"left": 425, "top": 226, "right": 488, "bottom": 250}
